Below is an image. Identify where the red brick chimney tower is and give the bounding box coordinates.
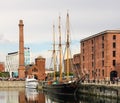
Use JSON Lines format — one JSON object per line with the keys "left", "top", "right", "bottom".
{"left": 18, "top": 20, "right": 25, "bottom": 78}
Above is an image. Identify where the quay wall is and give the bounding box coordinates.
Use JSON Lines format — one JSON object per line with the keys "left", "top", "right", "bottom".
{"left": 0, "top": 81, "right": 25, "bottom": 88}
{"left": 78, "top": 83, "right": 120, "bottom": 99}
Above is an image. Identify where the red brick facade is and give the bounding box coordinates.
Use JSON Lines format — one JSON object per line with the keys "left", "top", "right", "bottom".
{"left": 0, "top": 62, "right": 5, "bottom": 72}
{"left": 25, "top": 56, "right": 46, "bottom": 81}
{"left": 80, "top": 30, "right": 120, "bottom": 81}
{"left": 73, "top": 53, "right": 81, "bottom": 77}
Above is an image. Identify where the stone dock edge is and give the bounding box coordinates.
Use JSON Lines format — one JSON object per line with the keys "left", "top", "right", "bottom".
{"left": 78, "top": 84, "right": 120, "bottom": 99}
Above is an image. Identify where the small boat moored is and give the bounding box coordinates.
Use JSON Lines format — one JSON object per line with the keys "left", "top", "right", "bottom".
{"left": 25, "top": 75, "right": 38, "bottom": 89}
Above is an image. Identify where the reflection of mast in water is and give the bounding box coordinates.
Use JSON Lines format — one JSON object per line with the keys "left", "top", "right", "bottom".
{"left": 25, "top": 88, "right": 45, "bottom": 102}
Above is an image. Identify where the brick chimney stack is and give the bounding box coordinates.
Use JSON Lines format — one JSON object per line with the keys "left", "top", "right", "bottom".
{"left": 18, "top": 20, "right": 25, "bottom": 78}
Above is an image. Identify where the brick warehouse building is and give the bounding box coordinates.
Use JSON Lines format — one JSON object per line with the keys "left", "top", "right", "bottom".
{"left": 73, "top": 53, "right": 81, "bottom": 78}
{"left": 25, "top": 56, "right": 46, "bottom": 80}
{"left": 80, "top": 30, "right": 120, "bottom": 81}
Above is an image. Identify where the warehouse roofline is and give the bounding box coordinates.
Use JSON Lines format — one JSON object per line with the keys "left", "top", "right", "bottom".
{"left": 80, "top": 30, "right": 120, "bottom": 42}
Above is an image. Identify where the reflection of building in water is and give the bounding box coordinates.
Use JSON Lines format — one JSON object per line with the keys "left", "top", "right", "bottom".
{"left": 19, "top": 89, "right": 26, "bottom": 103}
{"left": 25, "top": 88, "right": 45, "bottom": 103}
{"left": 25, "top": 88, "right": 38, "bottom": 101}
{"left": 0, "top": 88, "right": 45, "bottom": 103}
{"left": 0, "top": 88, "right": 20, "bottom": 103}
{"left": 39, "top": 93, "right": 45, "bottom": 103}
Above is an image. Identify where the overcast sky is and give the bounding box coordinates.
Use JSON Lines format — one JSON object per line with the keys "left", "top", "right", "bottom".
{"left": 0, "top": 0, "right": 120, "bottom": 68}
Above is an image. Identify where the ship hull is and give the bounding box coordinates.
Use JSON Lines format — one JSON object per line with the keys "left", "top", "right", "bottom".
{"left": 43, "top": 82, "right": 77, "bottom": 95}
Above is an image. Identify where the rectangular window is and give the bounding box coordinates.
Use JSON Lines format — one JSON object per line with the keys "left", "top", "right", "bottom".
{"left": 113, "top": 51, "right": 116, "bottom": 57}
{"left": 83, "top": 49, "right": 84, "bottom": 54}
{"left": 83, "top": 56, "right": 84, "bottom": 61}
{"left": 113, "top": 60, "right": 116, "bottom": 66}
{"left": 102, "top": 60, "right": 104, "bottom": 67}
{"left": 92, "top": 70, "right": 94, "bottom": 77}
{"left": 113, "top": 35, "right": 116, "bottom": 40}
{"left": 102, "top": 69, "right": 104, "bottom": 76}
{"left": 91, "top": 40, "right": 94, "bottom": 44}
{"left": 113, "top": 42, "right": 116, "bottom": 48}
{"left": 82, "top": 42, "right": 84, "bottom": 47}
{"left": 92, "top": 62, "right": 94, "bottom": 67}
{"left": 92, "top": 54, "right": 94, "bottom": 60}
{"left": 102, "top": 51, "right": 104, "bottom": 58}
{"left": 102, "top": 36, "right": 104, "bottom": 41}
{"left": 102, "top": 43, "right": 104, "bottom": 48}
{"left": 92, "top": 47, "right": 94, "bottom": 52}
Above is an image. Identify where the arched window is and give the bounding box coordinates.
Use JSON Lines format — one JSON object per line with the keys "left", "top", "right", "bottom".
{"left": 32, "top": 68, "right": 38, "bottom": 72}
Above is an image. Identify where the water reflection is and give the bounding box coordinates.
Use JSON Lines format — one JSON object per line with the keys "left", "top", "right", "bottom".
{"left": 25, "top": 88, "right": 39, "bottom": 102}
{"left": 44, "top": 92, "right": 78, "bottom": 103}
{"left": 78, "top": 94, "right": 119, "bottom": 103}
{"left": 0, "top": 88, "right": 20, "bottom": 103}
{"left": 0, "top": 88, "right": 119, "bottom": 103}
{"left": 25, "top": 88, "right": 45, "bottom": 103}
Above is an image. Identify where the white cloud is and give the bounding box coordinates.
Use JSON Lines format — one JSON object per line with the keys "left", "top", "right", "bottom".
{"left": 0, "top": 0, "right": 120, "bottom": 68}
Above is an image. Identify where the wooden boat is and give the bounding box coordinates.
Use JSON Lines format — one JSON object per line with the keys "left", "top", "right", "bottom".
{"left": 43, "top": 73, "right": 87, "bottom": 95}
{"left": 25, "top": 75, "right": 38, "bottom": 89}
{"left": 43, "top": 12, "right": 85, "bottom": 95}
{"left": 43, "top": 81, "right": 77, "bottom": 95}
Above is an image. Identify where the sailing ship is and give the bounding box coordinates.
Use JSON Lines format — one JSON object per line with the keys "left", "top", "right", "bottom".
{"left": 43, "top": 12, "right": 86, "bottom": 95}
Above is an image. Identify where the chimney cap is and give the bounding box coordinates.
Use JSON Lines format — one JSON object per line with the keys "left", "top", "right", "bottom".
{"left": 19, "top": 20, "right": 23, "bottom": 23}
{"left": 37, "top": 56, "right": 43, "bottom": 58}
{"left": 19, "top": 20, "right": 24, "bottom": 26}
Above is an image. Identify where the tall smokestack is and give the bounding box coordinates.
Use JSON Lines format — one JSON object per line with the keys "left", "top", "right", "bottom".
{"left": 18, "top": 20, "right": 25, "bottom": 78}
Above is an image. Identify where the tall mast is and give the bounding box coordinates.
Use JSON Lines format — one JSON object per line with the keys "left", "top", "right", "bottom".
{"left": 58, "top": 16, "right": 63, "bottom": 81}
{"left": 53, "top": 24, "right": 56, "bottom": 81}
{"left": 66, "top": 12, "right": 70, "bottom": 81}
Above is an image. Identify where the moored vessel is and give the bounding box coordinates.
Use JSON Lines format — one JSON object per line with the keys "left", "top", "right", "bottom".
{"left": 25, "top": 75, "right": 38, "bottom": 89}
{"left": 43, "top": 12, "right": 85, "bottom": 95}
